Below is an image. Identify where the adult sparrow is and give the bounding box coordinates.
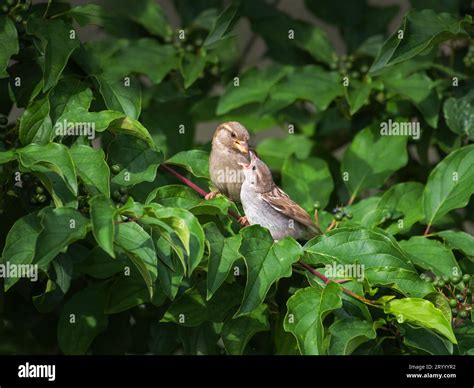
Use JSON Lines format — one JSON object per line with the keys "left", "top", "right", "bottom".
{"left": 239, "top": 152, "right": 320, "bottom": 240}
{"left": 208, "top": 122, "right": 250, "bottom": 202}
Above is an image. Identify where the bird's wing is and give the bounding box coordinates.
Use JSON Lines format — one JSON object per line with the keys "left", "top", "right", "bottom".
{"left": 260, "top": 186, "right": 320, "bottom": 233}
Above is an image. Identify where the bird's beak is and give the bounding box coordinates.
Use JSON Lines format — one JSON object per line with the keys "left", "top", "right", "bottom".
{"left": 239, "top": 151, "right": 257, "bottom": 169}
{"left": 233, "top": 140, "right": 249, "bottom": 154}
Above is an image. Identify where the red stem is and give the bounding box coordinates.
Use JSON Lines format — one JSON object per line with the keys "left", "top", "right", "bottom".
{"left": 160, "top": 164, "right": 208, "bottom": 197}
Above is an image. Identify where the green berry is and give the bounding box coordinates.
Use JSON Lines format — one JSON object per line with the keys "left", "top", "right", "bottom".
{"left": 119, "top": 187, "right": 128, "bottom": 195}
{"left": 111, "top": 164, "right": 121, "bottom": 174}
{"left": 420, "top": 273, "right": 427, "bottom": 280}
{"left": 1, "top": 5, "right": 9, "bottom": 13}
{"left": 436, "top": 280, "right": 445, "bottom": 288}
{"left": 7, "top": 0, "right": 15, "bottom": 6}
{"left": 14, "top": 15, "right": 22, "bottom": 23}
{"left": 22, "top": 173, "right": 31, "bottom": 182}
{"left": 456, "top": 294, "right": 464, "bottom": 302}
{"left": 383, "top": 211, "right": 392, "bottom": 220}
{"left": 112, "top": 190, "right": 121, "bottom": 201}
{"left": 449, "top": 299, "right": 458, "bottom": 308}
{"left": 30, "top": 196, "right": 37, "bottom": 205}
{"left": 424, "top": 276, "right": 433, "bottom": 283}
{"left": 360, "top": 64, "right": 369, "bottom": 73}
{"left": 120, "top": 194, "right": 128, "bottom": 204}
{"left": 38, "top": 194, "right": 47, "bottom": 203}
{"left": 313, "top": 201, "right": 321, "bottom": 210}
{"left": 462, "top": 274, "right": 471, "bottom": 283}
{"left": 345, "top": 212, "right": 353, "bottom": 220}
{"left": 451, "top": 308, "right": 458, "bottom": 317}
{"left": 451, "top": 275, "right": 462, "bottom": 285}
{"left": 334, "top": 213, "right": 343, "bottom": 221}
{"left": 35, "top": 186, "right": 44, "bottom": 194}
{"left": 466, "top": 288, "right": 472, "bottom": 295}
{"left": 442, "top": 275, "right": 450, "bottom": 283}
{"left": 459, "top": 310, "right": 469, "bottom": 319}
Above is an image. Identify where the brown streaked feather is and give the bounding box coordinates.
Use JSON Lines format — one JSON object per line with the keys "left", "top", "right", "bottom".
{"left": 260, "top": 186, "right": 319, "bottom": 233}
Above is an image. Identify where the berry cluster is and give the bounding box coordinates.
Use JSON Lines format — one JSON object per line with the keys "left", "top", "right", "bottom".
{"left": 1, "top": 0, "right": 30, "bottom": 23}
{"left": 463, "top": 45, "right": 474, "bottom": 69}
{"left": 420, "top": 273, "right": 472, "bottom": 322}
{"left": 329, "top": 54, "right": 370, "bottom": 80}
{"left": 21, "top": 173, "right": 49, "bottom": 206}
{"left": 331, "top": 206, "right": 352, "bottom": 221}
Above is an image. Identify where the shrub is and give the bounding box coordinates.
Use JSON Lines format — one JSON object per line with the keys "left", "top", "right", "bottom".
{"left": 0, "top": 0, "right": 473, "bottom": 355}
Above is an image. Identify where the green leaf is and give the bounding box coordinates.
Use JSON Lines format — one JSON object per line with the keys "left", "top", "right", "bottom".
{"left": 49, "top": 77, "right": 92, "bottom": 124}
{"left": 52, "top": 254, "right": 73, "bottom": 294}
{"left": 382, "top": 71, "right": 439, "bottom": 127}
{"left": 26, "top": 18, "right": 80, "bottom": 91}
{"left": 180, "top": 50, "right": 207, "bottom": 89}
{"left": 146, "top": 184, "right": 202, "bottom": 208}
{"left": 108, "top": 135, "right": 163, "bottom": 187}
{"left": 236, "top": 225, "right": 303, "bottom": 316}
{"left": 69, "top": 144, "right": 110, "bottom": 196}
{"left": 107, "top": 116, "right": 155, "bottom": 147}
{"left": 443, "top": 91, "right": 474, "bottom": 138}
{"left": 89, "top": 195, "right": 116, "bottom": 258}
{"left": 370, "top": 10, "right": 471, "bottom": 73}
{"left": 18, "top": 95, "right": 53, "bottom": 145}
{"left": 75, "top": 247, "right": 126, "bottom": 279}
{"left": 344, "top": 197, "right": 382, "bottom": 228}
{"left": 103, "top": 0, "right": 172, "bottom": 38}
{"left": 264, "top": 66, "right": 344, "bottom": 112}
{"left": 384, "top": 298, "right": 456, "bottom": 343}
{"left": 143, "top": 205, "right": 205, "bottom": 276}
{"left": 222, "top": 304, "right": 270, "bottom": 355}
{"left": 18, "top": 142, "right": 77, "bottom": 195}
{"left": 217, "top": 64, "right": 290, "bottom": 115}
{"left": 203, "top": 1, "right": 239, "bottom": 48}
{"left": 204, "top": 222, "right": 242, "bottom": 300}
{"left": 328, "top": 318, "right": 382, "bottom": 355}
{"left": 0, "top": 150, "right": 16, "bottom": 164}
{"left": 102, "top": 39, "right": 178, "bottom": 85}
{"left": 281, "top": 155, "right": 333, "bottom": 211}
{"left": 105, "top": 269, "right": 150, "bottom": 314}
{"left": 0, "top": 15, "right": 19, "bottom": 78}
{"left": 95, "top": 75, "right": 141, "bottom": 120}
{"left": 402, "top": 324, "right": 453, "bottom": 355}
{"left": 377, "top": 182, "right": 424, "bottom": 234}
{"left": 341, "top": 127, "right": 408, "bottom": 196}
{"left": 57, "top": 285, "right": 108, "bottom": 354}
{"left": 437, "top": 230, "right": 474, "bottom": 257}
{"left": 304, "top": 227, "right": 435, "bottom": 297}
{"left": 284, "top": 283, "right": 342, "bottom": 355}
{"left": 161, "top": 282, "right": 241, "bottom": 326}
{"left": 256, "top": 135, "right": 313, "bottom": 170}
{"left": 1, "top": 213, "right": 42, "bottom": 291}
{"left": 34, "top": 207, "right": 90, "bottom": 268}
{"left": 455, "top": 322, "right": 474, "bottom": 355}
{"left": 423, "top": 144, "right": 474, "bottom": 226}
{"left": 399, "top": 236, "right": 460, "bottom": 278}
{"left": 345, "top": 78, "right": 375, "bottom": 115}
{"left": 115, "top": 222, "right": 157, "bottom": 298}
{"left": 166, "top": 150, "right": 209, "bottom": 179}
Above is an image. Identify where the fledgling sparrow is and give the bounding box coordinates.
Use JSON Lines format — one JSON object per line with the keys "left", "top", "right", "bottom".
{"left": 208, "top": 122, "right": 250, "bottom": 202}
{"left": 239, "top": 152, "right": 320, "bottom": 240}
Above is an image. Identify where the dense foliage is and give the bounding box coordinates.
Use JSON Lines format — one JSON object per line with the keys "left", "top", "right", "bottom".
{"left": 0, "top": 0, "right": 473, "bottom": 355}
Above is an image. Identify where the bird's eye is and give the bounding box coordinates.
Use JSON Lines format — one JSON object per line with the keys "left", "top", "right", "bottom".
{"left": 252, "top": 165, "right": 256, "bottom": 171}
{"left": 231, "top": 132, "right": 236, "bottom": 138}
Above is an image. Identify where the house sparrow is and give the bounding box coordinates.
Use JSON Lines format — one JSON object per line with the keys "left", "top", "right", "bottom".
{"left": 208, "top": 122, "right": 250, "bottom": 202}
{"left": 239, "top": 152, "right": 320, "bottom": 240}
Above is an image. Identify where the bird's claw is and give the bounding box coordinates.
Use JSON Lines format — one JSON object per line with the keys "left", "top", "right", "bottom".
{"left": 205, "top": 191, "right": 219, "bottom": 200}
{"left": 238, "top": 216, "right": 249, "bottom": 226}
